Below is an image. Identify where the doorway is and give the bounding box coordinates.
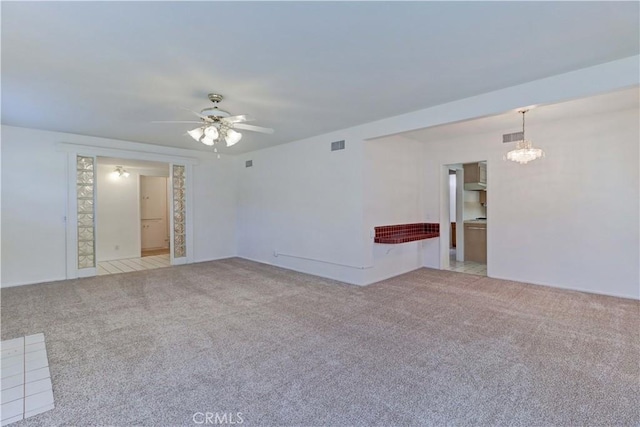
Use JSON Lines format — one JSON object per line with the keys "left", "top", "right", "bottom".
{"left": 95, "top": 157, "right": 171, "bottom": 276}
{"left": 444, "top": 161, "right": 488, "bottom": 276}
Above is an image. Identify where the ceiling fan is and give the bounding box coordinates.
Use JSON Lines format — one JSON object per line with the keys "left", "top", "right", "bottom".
{"left": 154, "top": 93, "right": 274, "bottom": 151}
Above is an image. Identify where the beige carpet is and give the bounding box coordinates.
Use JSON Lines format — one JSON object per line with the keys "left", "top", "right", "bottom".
{"left": 1, "top": 258, "right": 638, "bottom": 426}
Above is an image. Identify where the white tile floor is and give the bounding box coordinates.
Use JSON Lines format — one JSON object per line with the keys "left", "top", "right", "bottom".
{"left": 1, "top": 334, "right": 54, "bottom": 426}
{"left": 97, "top": 254, "right": 170, "bottom": 276}
{"left": 447, "top": 250, "right": 487, "bottom": 276}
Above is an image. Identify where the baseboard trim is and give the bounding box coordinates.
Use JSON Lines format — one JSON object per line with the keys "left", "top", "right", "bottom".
{"left": 1, "top": 276, "right": 68, "bottom": 289}
{"left": 489, "top": 273, "right": 639, "bottom": 301}
{"left": 362, "top": 266, "right": 424, "bottom": 286}
{"left": 192, "top": 255, "right": 238, "bottom": 264}
{"left": 236, "top": 256, "right": 362, "bottom": 286}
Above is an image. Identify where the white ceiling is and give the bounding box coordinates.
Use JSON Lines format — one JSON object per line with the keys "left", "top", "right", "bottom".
{"left": 2, "top": 2, "right": 638, "bottom": 154}
{"left": 399, "top": 87, "right": 640, "bottom": 142}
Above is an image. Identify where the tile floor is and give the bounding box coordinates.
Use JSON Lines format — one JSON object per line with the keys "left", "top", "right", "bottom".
{"left": 97, "top": 254, "right": 170, "bottom": 276}
{"left": 447, "top": 250, "right": 487, "bottom": 276}
{"left": 1, "top": 334, "right": 54, "bottom": 426}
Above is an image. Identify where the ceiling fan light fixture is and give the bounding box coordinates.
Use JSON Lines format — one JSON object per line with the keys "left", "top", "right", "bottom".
{"left": 204, "top": 125, "right": 219, "bottom": 140}
{"left": 187, "top": 127, "right": 205, "bottom": 142}
{"left": 201, "top": 135, "right": 216, "bottom": 146}
{"left": 157, "top": 93, "right": 273, "bottom": 153}
{"left": 225, "top": 129, "right": 242, "bottom": 147}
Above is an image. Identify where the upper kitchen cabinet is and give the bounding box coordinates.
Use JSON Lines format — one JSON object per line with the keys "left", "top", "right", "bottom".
{"left": 463, "top": 162, "right": 487, "bottom": 190}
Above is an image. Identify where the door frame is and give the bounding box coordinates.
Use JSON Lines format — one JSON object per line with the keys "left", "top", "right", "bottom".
{"left": 59, "top": 143, "right": 197, "bottom": 279}
{"left": 439, "top": 160, "right": 489, "bottom": 274}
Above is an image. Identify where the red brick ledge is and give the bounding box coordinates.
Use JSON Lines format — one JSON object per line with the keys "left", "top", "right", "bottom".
{"left": 374, "top": 223, "right": 440, "bottom": 244}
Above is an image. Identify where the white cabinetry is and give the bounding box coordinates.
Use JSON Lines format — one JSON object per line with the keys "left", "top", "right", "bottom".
{"left": 140, "top": 176, "right": 169, "bottom": 250}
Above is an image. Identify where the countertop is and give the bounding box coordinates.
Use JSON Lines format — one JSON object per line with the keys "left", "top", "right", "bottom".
{"left": 463, "top": 219, "right": 487, "bottom": 225}
{"left": 374, "top": 223, "right": 440, "bottom": 244}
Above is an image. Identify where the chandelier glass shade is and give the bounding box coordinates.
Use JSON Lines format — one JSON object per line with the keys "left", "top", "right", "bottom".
{"left": 505, "top": 110, "right": 544, "bottom": 164}
{"left": 505, "top": 140, "right": 544, "bottom": 164}
{"left": 189, "top": 124, "right": 241, "bottom": 148}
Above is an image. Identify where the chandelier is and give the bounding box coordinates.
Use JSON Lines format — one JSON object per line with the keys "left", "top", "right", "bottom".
{"left": 187, "top": 123, "right": 242, "bottom": 148}
{"left": 504, "top": 109, "right": 544, "bottom": 164}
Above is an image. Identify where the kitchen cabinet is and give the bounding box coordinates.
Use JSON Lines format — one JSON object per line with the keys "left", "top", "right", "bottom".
{"left": 142, "top": 220, "right": 168, "bottom": 250}
{"left": 140, "top": 176, "right": 169, "bottom": 250}
{"left": 464, "top": 222, "right": 487, "bottom": 263}
{"left": 141, "top": 177, "right": 167, "bottom": 220}
{"left": 463, "top": 162, "right": 487, "bottom": 190}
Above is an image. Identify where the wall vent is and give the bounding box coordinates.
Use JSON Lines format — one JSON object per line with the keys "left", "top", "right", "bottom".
{"left": 245, "top": 160, "right": 253, "bottom": 168}
{"left": 503, "top": 131, "right": 524, "bottom": 143}
{"left": 331, "top": 140, "right": 345, "bottom": 151}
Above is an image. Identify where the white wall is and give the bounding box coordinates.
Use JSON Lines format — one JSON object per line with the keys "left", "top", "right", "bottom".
{"left": 422, "top": 108, "right": 639, "bottom": 299}
{"left": 362, "top": 135, "right": 438, "bottom": 283}
{"left": 96, "top": 164, "right": 146, "bottom": 261}
{"left": 192, "top": 155, "right": 238, "bottom": 264}
{"left": 455, "top": 171, "right": 464, "bottom": 261}
{"left": 449, "top": 174, "right": 456, "bottom": 223}
{"left": 463, "top": 190, "right": 486, "bottom": 220}
{"left": 234, "top": 58, "right": 637, "bottom": 290}
{"left": 1, "top": 129, "right": 68, "bottom": 286}
{"left": 1, "top": 125, "right": 237, "bottom": 287}
{"left": 236, "top": 132, "right": 367, "bottom": 285}
{"left": 364, "top": 136, "right": 425, "bottom": 226}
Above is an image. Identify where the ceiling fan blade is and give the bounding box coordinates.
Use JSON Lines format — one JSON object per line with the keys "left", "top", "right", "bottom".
{"left": 223, "top": 114, "right": 254, "bottom": 123}
{"left": 152, "top": 121, "right": 203, "bottom": 124}
{"left": 179, "top": 107, "right": 211, "bottom": 120}
{"left": 234, "top": 123, "right": 275, "bottom": 134}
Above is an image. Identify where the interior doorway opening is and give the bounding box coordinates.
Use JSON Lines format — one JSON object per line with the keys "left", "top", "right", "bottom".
{"left": 443, "top": 161, "right": 488, "bottom": 277}
{"left": 95, "top": 157, "right": 171, "bottom": 275}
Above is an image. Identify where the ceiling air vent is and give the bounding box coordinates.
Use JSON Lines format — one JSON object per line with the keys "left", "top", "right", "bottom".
{"left": 331, "top": 140, "right": 345, "bottom": 151}
{"left": 245, "top": 160, "right": 253, "bottom": 168}
{"left": 503, "top": 131, "right": 524, "bottom": 143}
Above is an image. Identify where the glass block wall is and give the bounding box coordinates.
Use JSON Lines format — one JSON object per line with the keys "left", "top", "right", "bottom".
{"left": 172, "top": 165, "right": 186, "bottom": 258}
{"left": 76, "top": 156, "right": 95, "bottom": 269}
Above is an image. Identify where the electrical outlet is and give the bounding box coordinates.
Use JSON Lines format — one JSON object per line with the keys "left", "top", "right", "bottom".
{"left": 115, "top": 245, "right": 119, "bottom": 251}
